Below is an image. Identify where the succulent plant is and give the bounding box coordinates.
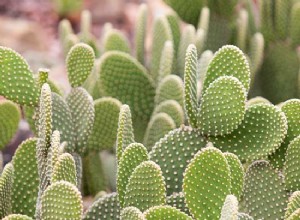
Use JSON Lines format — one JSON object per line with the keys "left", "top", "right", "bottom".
{"left": 0, "top": 1, "right": 300, "bottom": 220}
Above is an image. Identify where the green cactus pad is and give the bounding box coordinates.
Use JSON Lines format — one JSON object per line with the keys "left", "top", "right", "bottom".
{"left": 291, "top": 3, "right": 300, "bottom": 47}
{"left": 124, "top": 161, "right": 166, "bottom": 212}
{"left": 269, "top": 99, "right": 300, "bottom": 168}
{"left": 135, "top": 4, "right": 147, "bottom": 64}
{"left": 83, "top": 193, "right": 120, "bottom": 220}
{"left": 72, "top": 153, "right": 82, "bottom": 189}
{"left": 120, "top": 207, "right": 144, "bottom": 220}
{"left": 41, "top": 181, "right": 83, "bottom": 220}
{"left": 155, "top": 75, "right": 184, "bottom": 106}
{"left": 184, "top": 44, "right": 198, "bottom": 128}
{"left": 98, "top": 51, "right": 155, "bottom": 121}
{"left": 150, "top": 16, "right": 173, "bottom": 83}
{"left": 0, "top": 46, "right": 39, "bottom": 106}
{"left": 224, "top": 153, "right": 244, "bottom": 199}
{"left": 0, "top": 100, "right": 20, "bottom": 149}
{"left": 117, "top": 143, "right": 149, "bottom": 208}
{"left": 149, "top": 126, "right": 207, "bottom": 195}
{"left": 2, "top": 214, "right": 33, "bottom": 220}
{"left": 66, "top": 87, "right": 94, "bottom": 155}
{"left": 52, "top": 93, "right": 75, "bottom": 152}
{"left": 116, "top": 105, "right": 135, "bottom": 163}
{"left": 144, "top": 205, "right": 192, "bottom": 220}
{"left": 209, "top": 104, "right": 287, "bottom": 161}
{"left": 183, "top": 146, "right": 231, "bottom": 220}
{"left": 166, "top": 193, "right": 190, "bottom": 215}
{"left": 88, "top": 97, "right": 121, "bottom": 151}
{"left": 178, "top": 25, "right": 196, "bottom": 76}
{"left": 152, "top": 100, "right": 184, "bottom": 127}
{"left": 47, "top": 130, "right": 61, "bottom": 181}
{"left": 203, "top": 45, "right": 250, "bottom": 94}
{"left": 198, "top": 76, "right": 246, "bottom": 136}
{"left": 51, "top": 153, "right": 77, "bottom": 185}
{"left": 284, "top": 136, "right": 300, "bottom": 191}
{"left": 197, "top": 50, "right": 213, "bottom": 90}
{"left": 66, "top": 43, "right": 95, "bottom": 87}
{"left": 241, "top": 160, "right": 288, "bottom": 219}
{"left": 285, "top": 191, "right": 300, "bottom": 219}
{"left": 166, "top": 12, "right": 180, "bottom": 56}
{"left": 143, "top": 113, "right": 176, "bottom": 150}
{"left": 12, "top": 138, "right": 38, "bottom": 217}
{"left": 158, "top": 41, "right": 174, "bottom": 82}
{"left": 103, "top": 29, "right": 130, "bottom": 53}
{"left": 220, "top": 195, "right": 239, "bottom": 220}
{"left": 0, "top": 163, "right": 14, "bottom": 218}
{"left": 249, "top": 33, "right": 264, "bottom": 75}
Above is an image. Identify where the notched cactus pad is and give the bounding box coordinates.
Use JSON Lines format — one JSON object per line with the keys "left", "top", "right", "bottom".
{"left": 198, "top": 76, "right": 246, "bottom": 136}
{"left": 83, "top": 193, "right": 120, "bottom": 220}
{"left": 66, "top": 43, "right": 95, "bottom": 87}
{"left": 150, "top": 126, "right": 207, "bottom": 195}
{"left": 12, "top": 138, "right": 39, "bottom": 217}
{"left": 124, "top": 161, "right": 166, "bottom": 212}
{"left": 183, "top": 147, "right": 231, "bottom": 220}
{"left": 209, "top": 103, "right": 287, "bottom": 161}
{"left": 0, "top": 100, "right": 20, "bottom": 149}
{"left": 144, "top": 205, "right": 192, "bottom": 220}
{"left": 203, "top": 45, "right": 250, "bottom": 94}
{"left": 0, "top": 46, "right": 39, "bottom": 106}
{"left": 41, "top": 181, "right": 83, "bottom": 220}
{"left": 241, "top": 160, "right": 288, "bottom": 219}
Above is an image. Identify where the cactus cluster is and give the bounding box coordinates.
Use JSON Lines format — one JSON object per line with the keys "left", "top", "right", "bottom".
{"left": 0, "top": 1, "right": 299, "bottom": 220}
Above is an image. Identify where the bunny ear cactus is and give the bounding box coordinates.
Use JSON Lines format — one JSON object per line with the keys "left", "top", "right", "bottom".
{"left": 285, "top": 191, "right": 300, "bottom": 219}
{"left": 117, "top": 143, "right": 149, "bottom": 208}
{"left": 0, "top": 47, "right": 39, "bottom": 106}
{"left": 2, "top": 214, "right": 33, "bottom": 220}
{"left": 124, "top": 161, "right": 166, "bottom": 212}
{"left": 120, "top": 206, "right": 144, "bottom": 220}
{"left": 135, "top": 4, "right": 148, "bottom": 64}
{"left": 103, "top": 29, "right": 130, "bottom": 54}
{"left": 12, "top": 138, "right": 39, "bottom": 217}
{"left": 0, "top": 163, "right": 14, "bottom": 218}
{"left": 83, "top": 193, "right": 120, "bottom": 220}
{"left": 220, "top": 195, "right": 239, "bottom": 220}
{"left": 66, "top": 43, "right": 95, "bottom": 88}
{"left": 241, "top": 160, "right": 288, "bottom": 219}
{"left": 40, "top": 181, "right": 83, "bottom": 220}
{"left": 157, "top": 41, "right": 174, "bottom": 82}
{"left": 0, "top": 100, "right": 20, "bottom": 150}
{"left": 182, "top": 146, "right": 232, "bottom": 219}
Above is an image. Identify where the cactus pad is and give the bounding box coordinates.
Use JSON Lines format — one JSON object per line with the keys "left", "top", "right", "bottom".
{"left": 12, "top": 138, "right": 39, "bottom": 217}
{"left": 120, "top": 207, "right": 144, "bottom": 220}
{"left": 0, "top": 163, "right": 14, "bottom": 218}
{"left": 198, "top": 76, "right": 246, "bottom": 136}
{"left": 117, "top": 143, "right": 149, "bottom": 208}
{"left": 2, "top": 214, "right": 33, "bottom": 220}
{"left": 66, "top": 43, "right": 95, "bottom": 87}
{"left": 135, "top": 4, "right": 147, "bottom": 64}
{"left": 241, "top": 160, "right": 288, "bottom": 219}
{"left": 88, "top": 97, "right": 121, "bottom": 151}
{"left": 220, "top": 195, "right": 239, "bottom": 220}
{"left": 166, "top": 193, "right": 190, "bottom": 215}
{"left": 285, "top": 191, "right": 300, "bottom": 219}
{"left": 41, "top": 181, "right": 83, "bottom": 220}
{"left": 0, "top": 46, "right": 39, "bottom": 106}
{"left": 124, "top": 161, "right": 166, "bottom": 211}
{"left": 103, "top": 29, "right": 130, "bottom": 53}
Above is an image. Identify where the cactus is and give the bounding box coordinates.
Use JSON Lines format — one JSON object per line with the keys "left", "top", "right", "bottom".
{"left": 117, "top": 143, "right": 148, "bottom": 208}
{"left": 2, "top": 214, "right": 33, "bottom": 220}
{"left": 285, "top": 191, "right": 300, "bottom": 219}
{"left": 135, "top": 4, "right": 147, "bottom": 64}
{"left": 40, "top": 181, "right": 83, "bottom": 220}
{"left": 183, "top": 146, "right": 232, "bottom": 219}
{"left": 12, "top": 139, "right": 39, "bottom": 217}
{"left": 220, "top": 195, "right": 239, "bottom": 220}
{"left": 166, "top": 193, "right": 190, "bottom": 215}
{"left": 0, "top": 100, "right": 20, "bottom": 150}
{"left": 103, "top": 29, "right": 130, "bottom": 54}
{"left": 120, "top": 207, "right": 144, "bottom": 220}
{"left": 124, "top": 161, "right": 166, "bottom": 211}
{"left": 0, "top": 163, "right": 14, "bottom": 218}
